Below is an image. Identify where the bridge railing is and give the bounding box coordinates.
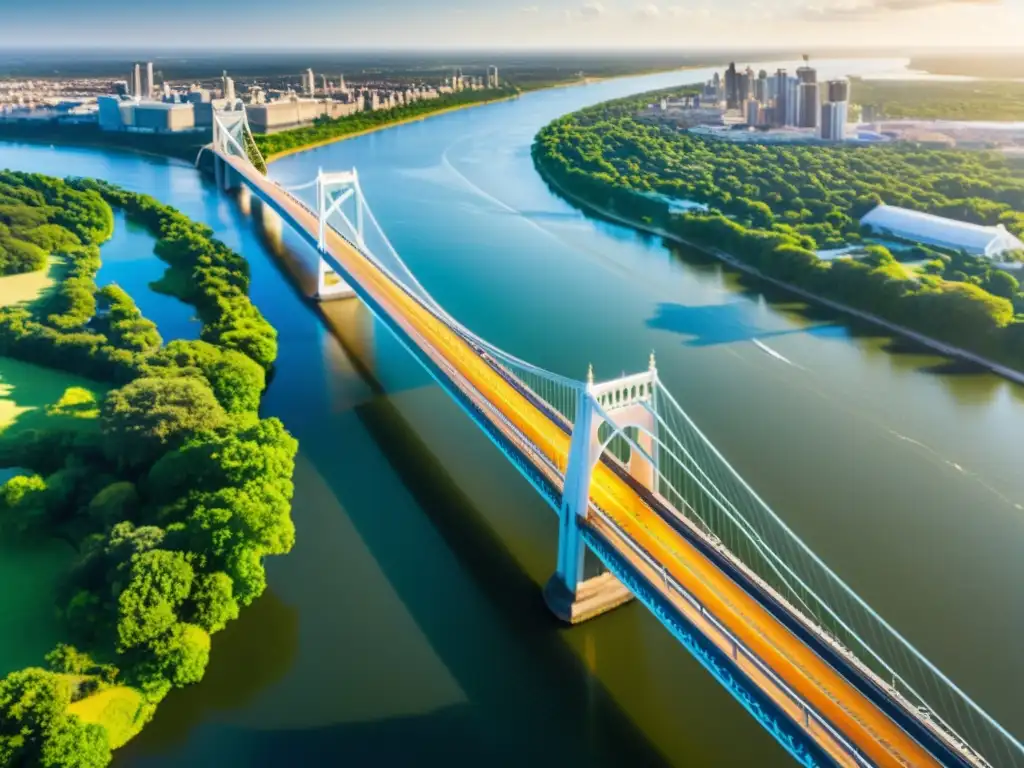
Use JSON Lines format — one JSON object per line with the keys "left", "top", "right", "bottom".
{"left": 587, "top": 502, "right": 873, "bottom": 768}
{"left": 590, "top": 380, "right": 1020, "bottom": 768}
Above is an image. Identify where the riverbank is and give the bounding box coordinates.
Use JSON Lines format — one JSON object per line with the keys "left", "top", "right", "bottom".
{"left": 264, "top": 66, "right": 708, "bottom": 164}
{"left": 264, "top": 93, "right": 520, "bottom": 163}
{"left": 536, "top": 165, "right": 1024, "bottom": 387}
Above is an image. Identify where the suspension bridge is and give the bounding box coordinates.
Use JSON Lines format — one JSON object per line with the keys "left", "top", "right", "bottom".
{"left": 201, "top": 103, "right": 1022, "bottom": 768}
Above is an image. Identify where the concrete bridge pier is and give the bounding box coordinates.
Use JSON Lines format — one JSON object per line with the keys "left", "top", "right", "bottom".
{"left": 213, "top": 155, "right": 242, "bottom": 193}
{"left": 253, "top": 199, "right": 283, "bottom": 247}
{"left": 315, "top": 258, "right": 358, "bottom": 301}
{"left": 544, "top": 379, "right": 636, "bottom": 624}
{"left": 236, "top": 184, "right": 252, "bottom": 216}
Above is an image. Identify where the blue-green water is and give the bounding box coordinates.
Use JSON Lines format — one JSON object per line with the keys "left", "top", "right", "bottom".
{"left": 1, "top": 58, "right": 1022, "bottom": 766}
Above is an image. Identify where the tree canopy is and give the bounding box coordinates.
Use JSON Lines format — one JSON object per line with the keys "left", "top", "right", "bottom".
{"left": 0, "top": 173, "right": 297, "bottom": 767}
{"left": 533, "top": 85, "right": 1024, "bottom": 368}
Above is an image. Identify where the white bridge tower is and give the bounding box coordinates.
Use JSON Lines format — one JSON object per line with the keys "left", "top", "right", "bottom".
{"left": 545, "top": 355, "right": 659, "bottom": 623}
{"left": 313, "top": 168, "right": 365, "bottom": 301}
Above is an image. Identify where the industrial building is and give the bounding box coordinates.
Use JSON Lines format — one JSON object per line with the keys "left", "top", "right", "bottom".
{"left": 134, "top": 101, "right": 195, "bottom": 132}
{"left": 96, "top": 96, "right": 197, "bottom": 133}
{"left": 246, "top": 97, "right": 361, "bottom": 133}
{"left": 861, "top": 203, "right": 1024, "bottom": 260}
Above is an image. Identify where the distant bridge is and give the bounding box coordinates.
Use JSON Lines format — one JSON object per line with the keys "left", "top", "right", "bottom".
{"left": 200, "top": 104, "right": 1023, "bottom": 768}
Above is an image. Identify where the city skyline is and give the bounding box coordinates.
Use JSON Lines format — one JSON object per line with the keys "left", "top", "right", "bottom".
{"left": 3, "top": 0, "right": 1023, "bottom": 49}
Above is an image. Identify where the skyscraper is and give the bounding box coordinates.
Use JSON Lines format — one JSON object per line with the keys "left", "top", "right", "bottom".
{"left": 772, "top": 69, "right": 788, "bottom": 126}
{"left": 785, "top": 76, "right": 800, "bottom": 126}
{"left": 737, "top": 68, "right": 752, "bottom": 104}
{"left": 798, "top": 82, "right": 819, "bottom": 129}
{"left": 745, "top": 99, "right": 760, "bottom": 126}
{"left": 752, "top": 69, "right": 767, "bottom": 103}
{"left": 487, "top": 65, "right": 499, "bottom": 88}
{"left": 724, "top": 62, "right": 738, "bottom": 109}
{"left": 820, "top": 80, "right": 850, "bottom": 140}
{"left": 131, "top": 63, "right": 142, "bottom": 99}
{"left": 305, "top": 68, "right": 315, "bottom": 96}
{"left": 828, "top": 79, "right": 850, "bottom": 103}
{"left": 145, "top": 61, "right": 154, "bottom": 100}
{"left": 796, "top": 56, "right": 816, "bottom": 86}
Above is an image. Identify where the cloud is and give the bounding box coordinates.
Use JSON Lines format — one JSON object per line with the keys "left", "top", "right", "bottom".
{"left": 578, "top": 1, "right": 607, "bottom": 18}
{"left": 668, "top": 4, "right": 712, "bottom": 18}
{"left": 803, "top": 0, "right": 998, "bottom": 19}
{"left": 635, "top": 3, "right": 662, "bottom": 18}
{"left": 520, "top": 4, "right": 540, "bottom": 12}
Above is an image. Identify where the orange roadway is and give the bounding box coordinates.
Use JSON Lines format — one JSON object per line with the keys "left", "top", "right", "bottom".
{"left": 226, "top": 155, "right": 941, "bottom": 768}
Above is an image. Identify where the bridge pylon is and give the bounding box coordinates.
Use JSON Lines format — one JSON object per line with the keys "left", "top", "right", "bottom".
{"left": 314, "top": 168, "right": 361, "bottom": 301}
{"left": 544, "top": 357, "right": 660, "bottom": 624}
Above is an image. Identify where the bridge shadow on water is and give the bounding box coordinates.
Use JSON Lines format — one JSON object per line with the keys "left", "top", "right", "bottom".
{"left": 647, "top": 300, "right": 812, "bottom": 348}
{"left": 117, "top": 194, "right": 674, "bottom": 768}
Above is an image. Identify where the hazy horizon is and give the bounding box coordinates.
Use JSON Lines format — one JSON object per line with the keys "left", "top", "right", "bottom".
{"left": 4, "top": 0, "right": 1023, "bottom": 50}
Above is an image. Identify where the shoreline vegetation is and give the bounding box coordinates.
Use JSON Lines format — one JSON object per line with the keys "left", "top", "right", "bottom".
{"left": 260, "top": 88, "right": 521, "bottom": 163}
{"left": 0, "top": 171, "right": 296, "bottom": 767}
{"left": 257, "top": 67, "right": 703, "bottom": 164}
{"left": 532, "top": 85, "right": 1024, "bottom": 383}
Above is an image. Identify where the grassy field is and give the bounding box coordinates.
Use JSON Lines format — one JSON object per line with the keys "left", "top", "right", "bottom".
{"left": 0, "top": 357, "right": 105, "bottom": 676}
{"left": 0, "top": 357, "right": 104, "bottom": 434}
{"left": 0, "top": 253, "right": 67, "bottom": 310}
{"left": 68, "top": 685, "right": 152, "bottom": 749}
{"left": 0, "top": 536, "right": 76, "bottom": 677}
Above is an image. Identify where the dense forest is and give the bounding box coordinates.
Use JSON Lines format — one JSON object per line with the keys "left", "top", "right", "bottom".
{"left": 533, "top": 87, "right": 1024, "bottom": 369}
{"left": 851, "top": 78, "right": 1024, "bottom": 122}
{"left": 253, "top": 85, "right": 518, "bottom": 158}
{"left": 0, "top": 174, "right": 111, "bottom": 277}
{"left": 0, "top": 172, "right": 296, "bottom": 767}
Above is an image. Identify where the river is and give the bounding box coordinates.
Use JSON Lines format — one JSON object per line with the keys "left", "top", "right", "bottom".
{"left": 0, "top": 57, "right": 1021, "bottom": 767}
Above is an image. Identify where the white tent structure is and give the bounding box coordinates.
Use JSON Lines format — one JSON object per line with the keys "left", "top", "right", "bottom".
{"left": 861, "top": 203, "right": 1024, "bottom": 261}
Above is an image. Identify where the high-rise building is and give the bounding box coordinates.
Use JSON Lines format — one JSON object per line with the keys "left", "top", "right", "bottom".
{"left": 322, "top": 74, "right": 330, "bottom": 94}
{"left": 798, "top": 81, "right": 819, "bottom": 128}
{"left": 828, "top": 79, "right": 850, "bottom": 103}
{"left": 819, "top": 79, "right": 850, "bottom": 140}
{"left": 305, "top": 68, "right": 315, "bottom": 96}
{"left": 724, "top": 62, "right": 738, "bottom": 109}
{"left": 338, "top": 75, "right": 347, "bottom": 93}
{"left": 487, "top": 65, "right": 499, "bottom": 88}
{"left": 796, "top": 59, "right": 816, "bottom": 85}
{"left": 745, "top": 98, "right": 760, "bottom": 126}
{"left": 772, "top": 68, "right": 788, "bottom": 126}
{"left": 785, "top": 76, "right": 800, "bottom": 126}
{"left": 162, "top": 81, "right": 172, "bottom": 101}
{"left": 754, "top": 69, "right": 768, "bottom": 103}
{"left": 145, "top": 62, "right": 154, "bottom": 100}
{"left": 131, "top": 63, "right": 142, "bottom": 99}
{"left": 737, "top": 68, "right": 752, "bottom": 104}
{"left": 820, "top": 100, "right": 848, "bottom": 141}
{"left": 114, "top": 81, "right": 130, "bottom": 97}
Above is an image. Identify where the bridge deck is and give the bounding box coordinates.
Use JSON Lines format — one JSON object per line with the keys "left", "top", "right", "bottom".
{"left": 224, "top": 153, "right": 942, "bottom": 768}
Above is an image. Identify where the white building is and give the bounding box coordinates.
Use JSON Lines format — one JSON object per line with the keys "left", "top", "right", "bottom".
{"left": 861, "top": 203, "right": 1024, "bottom": 260}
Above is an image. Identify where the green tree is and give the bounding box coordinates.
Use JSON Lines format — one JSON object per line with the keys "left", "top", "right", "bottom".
{"left": 0, "top": 668, "right": 110, "bottom": 768}
{"left": 0, "top": 473, "right": 48, "bottom": 534}
{"left": 984, "top": 269, "right": 1020, "bottom": 300}
{"left": 188, "top": 572, "right": 239, "bottom": 633}
{"left": 116, "top": 549, "right": 194, "bottom": 651}
{"left": 102, "top": 377, "right": 228, "bottom": 468}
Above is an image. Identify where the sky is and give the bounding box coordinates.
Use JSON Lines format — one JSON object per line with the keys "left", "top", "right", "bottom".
{"left": 3, "top": 0, "right": 1022, "bottom": 49}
